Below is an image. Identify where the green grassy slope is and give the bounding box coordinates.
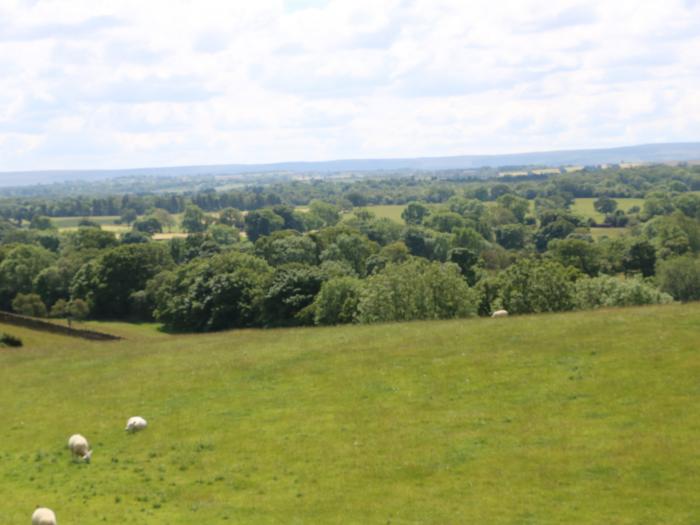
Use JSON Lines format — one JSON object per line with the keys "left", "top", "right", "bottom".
{"left": 1, "top": 305, "right": 699, "bottom": 524}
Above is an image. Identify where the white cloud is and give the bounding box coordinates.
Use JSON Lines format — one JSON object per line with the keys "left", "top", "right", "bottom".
{"left": 0, "top": 0, "right": 698, "bottom": 170}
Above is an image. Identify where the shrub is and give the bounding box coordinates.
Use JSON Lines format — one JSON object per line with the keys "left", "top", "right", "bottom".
{"left": 0, "top": 333, "right": 22, "bottom": 347}
{"left": 356, "top": 259, "right": 477, "bottom": 323}
{"left": 574, "top": 276, "right": 673, "bottom": 310}
{"left": 313, "top": 276, "right": 363, "bottom": 325}
{"left": 11, "top": 293, "right": 47, "bottom": 318}
{"left": 497, "top": 259, "right": 577, "bottom": 314}
{"left": 657, "top": 255, "right": 700, "bottom": 302}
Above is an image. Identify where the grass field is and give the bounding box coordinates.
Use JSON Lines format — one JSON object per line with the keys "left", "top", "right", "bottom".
{"left": 572, "top": 198, "right": 645, "bottom": 223}
{"left": 343, "top": 205, "right": 407, "bottom": 223}
{"left": 2, "top": 304, "right": 699, "bottom": 523}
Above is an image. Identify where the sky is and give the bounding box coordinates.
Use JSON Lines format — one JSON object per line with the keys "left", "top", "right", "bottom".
{"left": 0, "top": 0, "right": 699, "bottom": 171}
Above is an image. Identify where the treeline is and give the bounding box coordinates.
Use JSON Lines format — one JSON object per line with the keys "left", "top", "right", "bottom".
{"left": 2, "top": 165, "right": 699, "bottom": 225}
{"left": 1, "top": 166, "right": 700, "bottom": 331}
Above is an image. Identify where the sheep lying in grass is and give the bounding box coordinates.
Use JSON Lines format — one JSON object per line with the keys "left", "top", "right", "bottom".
{"left": 67, "top": 434, "right": 92, "bottom": 462}
{"left": 32, "top": 507, "right": 57, "bottom": 525}
{"left": 491, "top": 309, "right": 509, "bottom": 318}
{"left": 125, "top": 416, "right": 148, "bottom": 432}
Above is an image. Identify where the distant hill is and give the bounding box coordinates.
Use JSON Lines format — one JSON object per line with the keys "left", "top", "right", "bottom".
{"left": 1, "top": 141, "right": 699, "bottom": 187}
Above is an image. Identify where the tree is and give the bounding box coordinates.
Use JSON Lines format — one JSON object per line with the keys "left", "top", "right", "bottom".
{"left": 12, "top": 293, "right": 47, "bottom": 317}
{"left": 424, "top": 211, "right": 465, "bottom": 233}
{"left": 207, "top": 224, "right": 239, "bottom": 246}
{"left": 152, "top": 208, "right": 176, "bottom": 231}
{"left": 256, "top": 233, "right": 317, "bottom": 267}
{"left": 313, "top": 276, "right": 362, "bottom": 325}
{"left": 133, "top": 217, "right": 163, "bottom": 235}
{"left": 574, "top": 276, "right": 672, "bottom": 310}
{"left": 50, "top": 298, "right": 69, "bottom": 318}
{"left": 152, "top": 251, "right": 273, "bottom": 331}
{"left": 89, "top": 243, "right": 174, "bottom": 317}
{"left": 497, "top": 259, "right": 577, "bottom": 314}
{"left": 448, "top": 247, "right": 479, "bottom": 285}
{"left": 401, "top": 202, "right": 430, "bottom": 225}
{"left": 244, "top": 209, "right": 285, "bottom": 242}
{"left": 29, "top": 215, "right": 54, "bottom": 230}
{"left": 309, "top": 200, "right": 341, "bottom": 226}
{"left": 264, "top": 265, "right": 325, "bottom": 326}
{"left": 547, "top": 238, "right": 602, "bottom": 277}
{"left": 182, "top": 204, "right": 207, "bottom": 233}
{"left": 496, "top": 194, "right": 530, "bottom": 223}
{"left": 623, "top": 239, "right": 656, "bottom": 277}
{"left": 120, "top": 209, "right": 138, "bottom": 225}
{"left": 0, "top": 245, "right": 55, "bottom": 305}
{"left": 218, "top": 207, "right": 244, "bottom": 228}
{"left": 68, "top": 298, "right": 90, "bottom": 320}
{"left": 356, "top": 259, "right": 478, "bottom": 323}
{"left": 320, "top": 233, "right": 377, "bottom": 276}
{"left": 33, "top": 265, "right": 71, "bottom": 307}
{"left": 495, "top": 224, "right": 528, "bottom": 250}
{"left": 594, "top": 196, "right": 618, "bottom": 214}
{"left": 657, "top": 255, "right": 700, "bottom": 302}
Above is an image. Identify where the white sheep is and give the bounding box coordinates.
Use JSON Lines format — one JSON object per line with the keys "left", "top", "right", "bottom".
{"left": 125, "top": 416, "right": 148, "bottom": 432}
{"left": 491, "top": 309, "right": 509, "bottom": 318}
{"left": 67, "top": 434, "right": 92, "bottom": 462}
{"left": 31, "top": 507, "right": 57, "bottom": 525}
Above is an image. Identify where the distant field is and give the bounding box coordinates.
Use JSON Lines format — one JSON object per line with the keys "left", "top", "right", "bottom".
{"left": 590, "top": 227, "right": 628, "bottom": 239}
{"left": 572, "top": 198, "right": 645, "bottom": 223}
{"left": 1, "top": 304, "right": 699, "bottom": 523}
{"left": 343, "top": 204, "right": 407, "bottom": 223}
{"left": 50, "top": 216, "right": 122, "bottom": 229}
{"left": 49, "top": 213, "right": 186, "bottom": 235}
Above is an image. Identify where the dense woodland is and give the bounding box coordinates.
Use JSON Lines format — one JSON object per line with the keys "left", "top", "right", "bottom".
{"left": 1, "top": 164, "right": 699, "bottom": 332}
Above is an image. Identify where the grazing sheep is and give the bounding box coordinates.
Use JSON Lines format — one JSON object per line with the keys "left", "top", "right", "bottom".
{"left": 67, "top": 434, "right": 91, "bottom": 462}
{"left": 491, "top": 309, "right": 509, "bottom": 318}
{"left": 125, "top": 416, "right": 148, "bottom": 432}
{"left": 31, "top": 507, "right": 57, "bottom": 525}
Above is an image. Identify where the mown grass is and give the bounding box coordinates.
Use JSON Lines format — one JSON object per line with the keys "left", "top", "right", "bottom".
{"left": 1, "top": 304, "right": 699, "bottom": 523}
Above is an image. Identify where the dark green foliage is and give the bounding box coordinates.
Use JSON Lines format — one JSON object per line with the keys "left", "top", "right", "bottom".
{"left": 89, "top": 243, "right": 174, "bottom": 318}
{"left": 182, "top": 204, "right": 208, "bottom": 233}
{"left": 0, "top": 333, "right": 22, "bottom": 347}
{"left": 356, "top": 259, "right": 477, "bottom": 323}
{"left": 574, "top": 276, "right": 672, "bottom": 309}
{"left": 264, "top": 265, "right": 325, "bottom": 326}
{"left": 132, "top": 217, "right": 163, "bottom": 234}
{"left": 29, "top": 215, "right": 53, "bottom": 230}
{"left": 11, "top": 293, "right": 47, "bottom": 317}
{"left": 547, "top": 238, "right": 602, "bottom": 277}
{"left": 657, "top": 255, "right": 700, "bottom": 301}
{"left": 0, "top": 245, "right": 55, "bottom": 306}
{"left": 312, "top": 276, "right": 362, "bottom": 325}
{"left": 448, "top": 247, "right": 479, "bottom": 285}
{"left": 623, "top": 239, "right": 657, "bottom": 277}
{"left": 401, "top": 202, "right": 430, "bottom": 225}
{"left": 495, "top": 224, "right": 528, "bottom": 250}
{"left": 153, "top": 251, "right": 273, "bottom": 331}
{"left": 497, "top": 258, "right": 577, "bottom": 314}
{"left": 594, "top": 196, "right": 617, "bottom": 214}
{"left": 244, "top": 209, "right": 285, "bottom": 242}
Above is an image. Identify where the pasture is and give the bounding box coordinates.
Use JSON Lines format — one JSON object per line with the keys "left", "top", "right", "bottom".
{"left": 2, "top": 304, "right": 699, "bottom": 523}
{"left": 572, "top": 198, "right": 645, "bottom": 223}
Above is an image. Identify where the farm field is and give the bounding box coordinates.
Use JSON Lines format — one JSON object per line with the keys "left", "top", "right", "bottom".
{"left": 1, "top": 304, "right": 699, "bottom": 523}
{"left": 572, "top": 198, "right": 645, "bottom": 223}
{"left": 343, "top": 204, "right": 407, "bottom": 223}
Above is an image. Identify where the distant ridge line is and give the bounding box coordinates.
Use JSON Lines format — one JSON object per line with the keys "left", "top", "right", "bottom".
{"left": 1, "top": 141, "right": 699, "bottom": 187}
